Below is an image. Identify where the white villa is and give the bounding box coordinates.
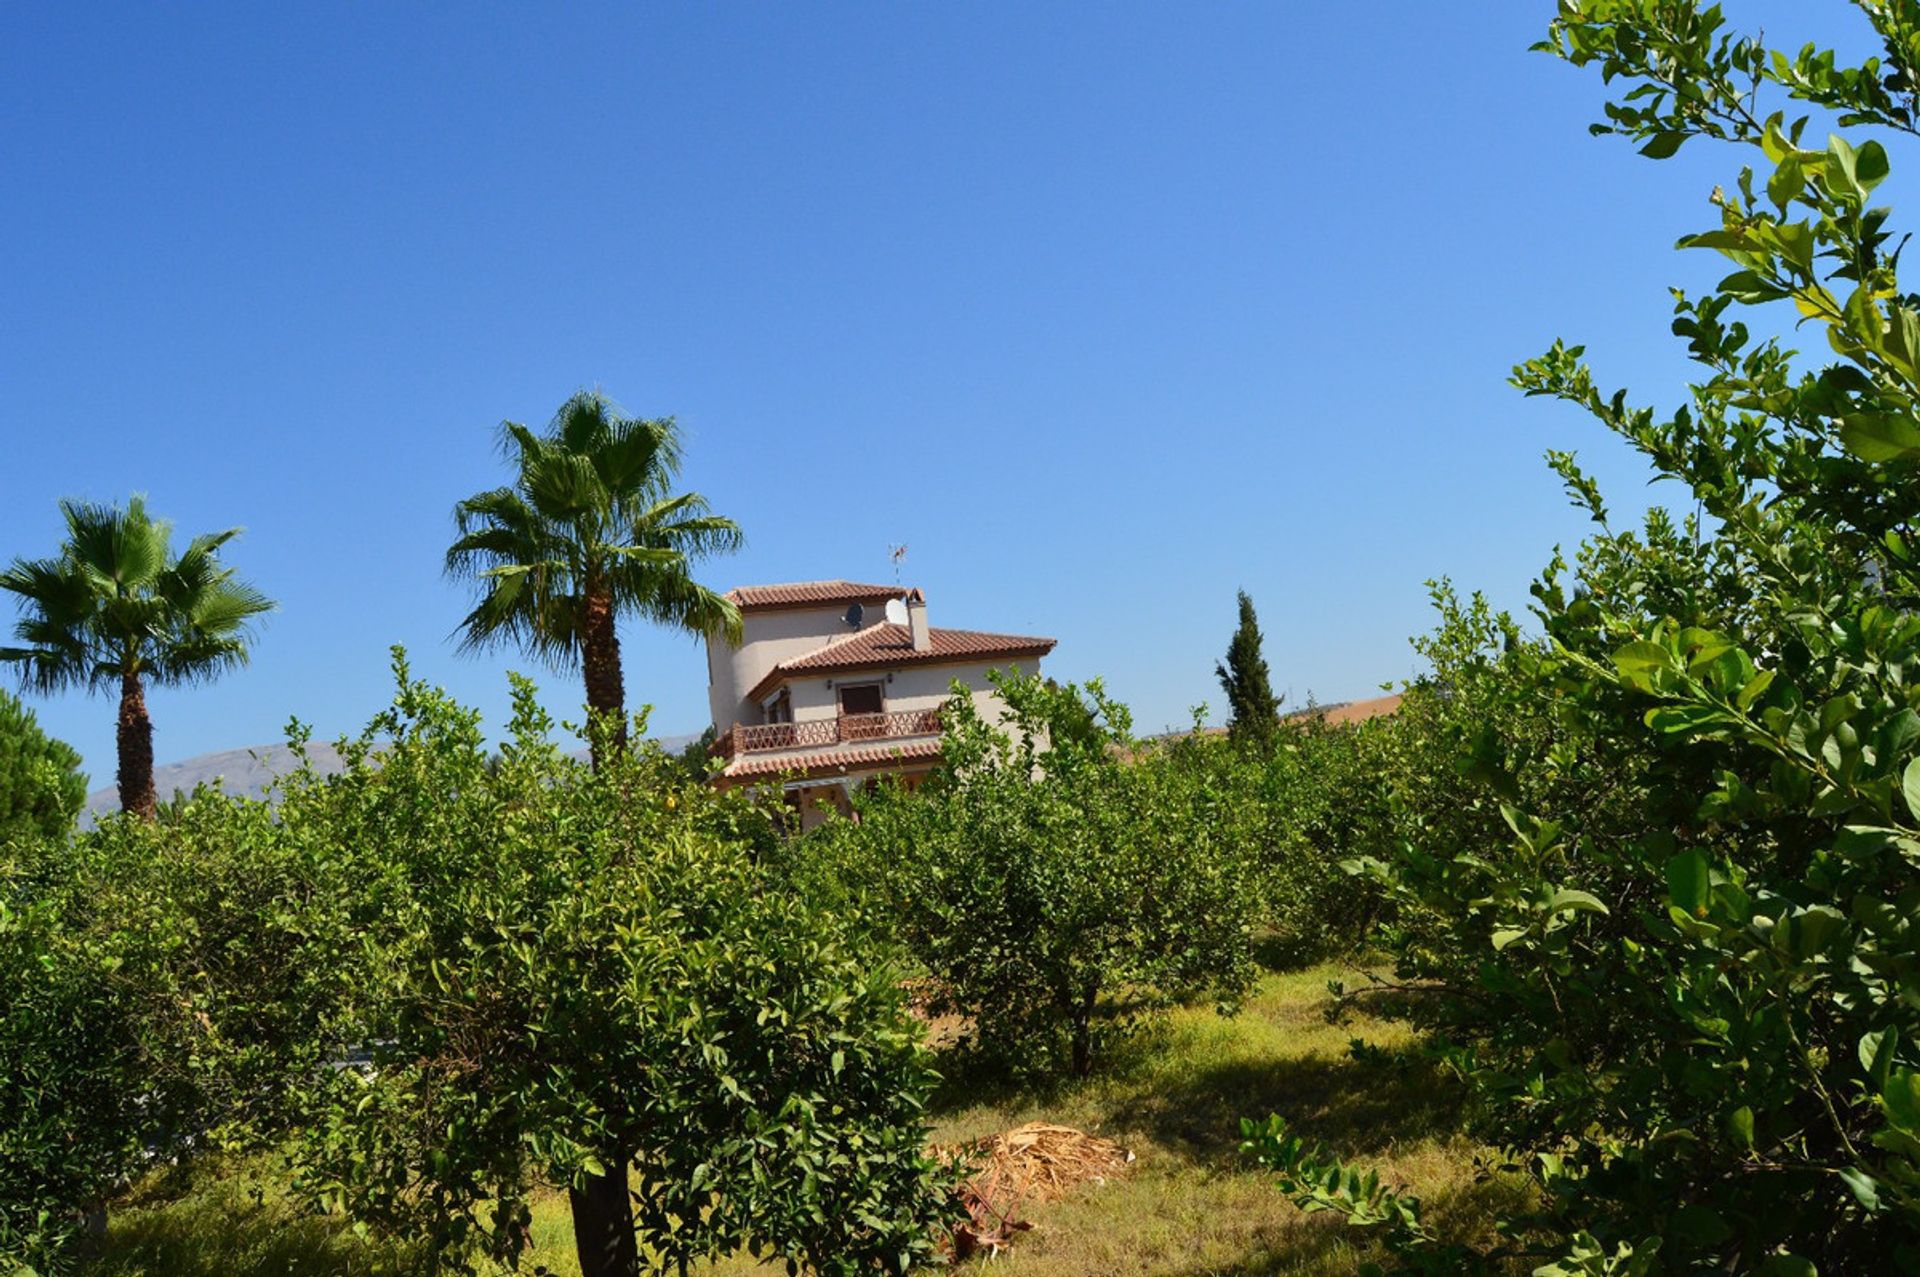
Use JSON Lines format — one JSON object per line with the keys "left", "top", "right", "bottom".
{"left": 705, "top": 579, "right": 1055, "bottom": 827}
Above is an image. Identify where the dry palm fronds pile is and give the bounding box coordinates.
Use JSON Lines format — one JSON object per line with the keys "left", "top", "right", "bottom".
{"left": 937, "top": 1122, "right": 1134, "bottom": 1259}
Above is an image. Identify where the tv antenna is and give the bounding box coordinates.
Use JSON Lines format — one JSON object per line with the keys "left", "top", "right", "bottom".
{"left": 888, "top": 543, "right": 908, "bottom": 585}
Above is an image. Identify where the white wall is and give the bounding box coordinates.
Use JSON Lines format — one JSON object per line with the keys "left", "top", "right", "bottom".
{"left": 706, "top": 606, "right": 870, "bottom": 730}
{"left": 783, "top": 658, "right": 1042, "bottom": 728}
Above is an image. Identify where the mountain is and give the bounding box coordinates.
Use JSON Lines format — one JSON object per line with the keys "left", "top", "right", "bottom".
{"left": 83, "top": 732, "right": 705, "bottom": 820}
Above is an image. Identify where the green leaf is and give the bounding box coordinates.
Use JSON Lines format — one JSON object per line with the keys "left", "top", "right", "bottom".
{"left": 1840, "top": 413, "right": 1920, "bottom": 463}
{"left": 1736, "top": 668, "right": 1776, "bottom": 710}
{"left": 1839, "top": 1166, "right": 1883, "bottom": 1212}
{"left": 1856, "top": 139, "right": 1890, "bottom": 193}
{"left": 1613, "top": 640, "right": 1674, "bottom": 678}
{"left": 1547, "top": 888, "right": 1609, "bottom": 916}
{"left": 1775, "top": 905, "right": 1846, "bottom": 960}
{"left": 1903, "top": 757, "right": 1920, "bottom": 824}
{"left": 1645, "top": 705, "right": 1731, "bottom": 736}
{"left": 1639, "top": 131, "right": 1686, "bottom": 158}
{"left": 1727, "top": 1105, "right": 1755, "bottom": 1153}
{"left": 1884, "top": 1068, "right": 1920, "bottom": 1132}
{"left": 1667, "top": 850, "right": 1711, "bottom": 915}
{"left": 1767, "top": 157, "right": 1806, "bottom": 209}
{"left": 1861, "top": 1028, "right": 1899, "bottom": 1089}
{"left": 1492, "top": 928, "right": 1528, "bottom": 952}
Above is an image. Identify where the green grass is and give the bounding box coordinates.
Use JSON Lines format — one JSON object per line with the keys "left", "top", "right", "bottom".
{"left": 90, "top": 962, "right": 1514, "bottom": 1276}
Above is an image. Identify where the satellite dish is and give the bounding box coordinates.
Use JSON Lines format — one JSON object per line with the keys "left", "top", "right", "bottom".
{"left": 844, "top": 602, "right": 864, "bottom": 628}
{"left": 884, "top": 597, "right": 909, "bottom": 626}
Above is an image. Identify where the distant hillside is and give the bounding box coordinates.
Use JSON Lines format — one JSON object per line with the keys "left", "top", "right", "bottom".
{"left": 84, "top": 732, "right": 704, "bottom": 820}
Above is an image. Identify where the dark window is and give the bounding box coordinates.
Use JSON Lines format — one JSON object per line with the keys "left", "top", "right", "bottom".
{"left": 838, "top": 683, "right": 883, "bottom": 716}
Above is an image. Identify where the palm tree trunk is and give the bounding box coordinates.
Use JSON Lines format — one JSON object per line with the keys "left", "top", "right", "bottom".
{"left": 580, "top": 584, "right": 627, "bottom": 768}
{"left": 117, "top": 668, "right": 157, "bottom": 820}
{"left": 568, "top": 1156, "right": 638, "bottom": 1277}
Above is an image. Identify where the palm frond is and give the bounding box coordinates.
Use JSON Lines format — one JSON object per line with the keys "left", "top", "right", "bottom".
{"left": 447, "top": 392, "right": 742, "bottom": 673}
{"left": 1, "top": 499, "right": 266, "bottom": 696}
{"left": 61, "top": 494, "right": 170, "bottom": 589}
{"left": 646, "top": 512, "right": 745, "bottom": 560}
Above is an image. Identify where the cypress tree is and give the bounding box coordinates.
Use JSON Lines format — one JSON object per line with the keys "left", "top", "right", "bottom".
{"left": 1215, "top": 590, "right": 1281, "bottom": 748}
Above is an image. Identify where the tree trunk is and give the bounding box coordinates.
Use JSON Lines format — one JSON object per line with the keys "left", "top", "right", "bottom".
{"left": 117, "top": 668, "right": 157, "bottom": 821}
{"left": 568, "top": 1159, "right": 638, "bottom": 1277}
{"left": 1069, "top": 981, "right": 1099, "bottom": 1077}
{"left": 580, "top": 584, "right": 627, "bottom": 769}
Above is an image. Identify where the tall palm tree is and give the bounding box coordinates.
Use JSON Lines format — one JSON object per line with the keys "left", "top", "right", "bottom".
{"left": 0, "top": 496, "right": 274, "bottom": 820}
{"left": 446, "top": 392, "right": 744, "bottom": 766}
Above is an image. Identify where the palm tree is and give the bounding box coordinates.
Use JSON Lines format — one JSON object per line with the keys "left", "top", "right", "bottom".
{"left": 446, "top": 392, "right": 744, "bottom": 766}
{"left": 0, "top": 496, "right": 274, "bottom": 820}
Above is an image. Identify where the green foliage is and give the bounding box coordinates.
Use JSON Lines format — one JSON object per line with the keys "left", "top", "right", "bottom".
{"left": 0, "top": 496, "right": 273, "bottom": 698}
{"left": 0, "top": 495, "right": 273, "bottom": 817}
{"left": 1, "top": 789, "right": 341, "bottom": 1273}
{"left": 0, "top": 690, "right": 84, "bottom": 842}
{"left": 2, "top": 656, "right": 950, "bottom": 1277}
{"left": 801, "top": 672, "right": 1262, "bottom": 1078}
{"left": 1216, "top": 589, "right": 1282, "bottom": 750}
{"left": 275, "top": 656, "right": 952, "bottom": 1276}
{"left": 1245, "top": 3, "right": 1920, "bottom": 1271}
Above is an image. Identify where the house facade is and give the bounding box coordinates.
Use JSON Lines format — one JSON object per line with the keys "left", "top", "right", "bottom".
{"left": 705, "top": 580, "right": 1055, "bottom": 828}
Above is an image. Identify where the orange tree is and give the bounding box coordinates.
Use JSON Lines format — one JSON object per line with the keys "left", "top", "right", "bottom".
{"left": 281, "top": 656, "right": 953, "bottom": 1277}
{"left": 1245, "top": 3, "right": 1920, "bottom": 1272}
{"left": 803, "top": 672, "right": 1261, "bottom": 1078}
{"left": 1, "top": 655, "right": 953, "bottom": 1277}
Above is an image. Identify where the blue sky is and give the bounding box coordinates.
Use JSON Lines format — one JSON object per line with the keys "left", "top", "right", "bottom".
{"left": 0, "top": 1, "right": 1856, "bottom": 781}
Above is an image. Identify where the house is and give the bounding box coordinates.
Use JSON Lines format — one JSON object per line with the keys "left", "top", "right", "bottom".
{"left": 705, "top": 580, "right": 1055, "bottom": 827}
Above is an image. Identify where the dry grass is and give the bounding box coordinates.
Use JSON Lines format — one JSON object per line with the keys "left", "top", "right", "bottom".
{"left": 91, "top": 962, "right": 1516, "bottom": 1277}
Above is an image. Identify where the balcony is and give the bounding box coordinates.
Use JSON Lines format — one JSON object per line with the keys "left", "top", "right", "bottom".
{"left": 713, "top": 708, "right": 943, "bottom": 759}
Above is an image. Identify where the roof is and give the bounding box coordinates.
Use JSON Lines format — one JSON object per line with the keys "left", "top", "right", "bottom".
{"left": 717, "top": 737, "right": 946, "bottom": 784}
{"left": 746, "top": 622, "right": 1056, "bottom": 701}
{"left": 724, "top": 580, "right": 903, "bottom": 611}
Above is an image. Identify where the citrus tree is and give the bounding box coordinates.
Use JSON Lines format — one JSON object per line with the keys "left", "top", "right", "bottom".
{"left": 1245, "top": 3, "right": 1920, "bottom": 1271}
{"left": 284, "top": 656, "right": 954, "bottom": 1277}
{"left": 809, "top": 672, "right": 1260, "bottom": 1078}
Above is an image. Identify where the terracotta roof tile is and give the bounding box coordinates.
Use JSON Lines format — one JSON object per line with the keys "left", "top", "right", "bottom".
{"left": 718, "top": 737, "right": 945, "bottom": 782}
{"left": 746, "top": 623, "right": 1055, "bottom": 701}
{"left": 724, "top": 580, "right": 902, "bottom": 610}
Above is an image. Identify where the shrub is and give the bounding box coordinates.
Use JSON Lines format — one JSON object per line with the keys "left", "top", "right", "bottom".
{"left": 808, "top": 673, "right": 1261, "bottom": 1078}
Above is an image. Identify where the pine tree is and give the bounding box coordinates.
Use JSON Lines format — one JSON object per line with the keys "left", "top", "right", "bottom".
{"left": 0, "top": 688, "right": 85, "bottom": 841}
{"left": 1215, "top": 590, "right": 1280, "bottom": 748}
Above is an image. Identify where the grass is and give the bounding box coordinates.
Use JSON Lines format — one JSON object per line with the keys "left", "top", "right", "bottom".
{"left": 89, "top": 961, "right": 1515, "bottom": 1276}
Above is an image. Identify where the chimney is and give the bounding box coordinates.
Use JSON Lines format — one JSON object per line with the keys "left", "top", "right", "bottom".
{"left": 906, "top": 587, "right": 931, "bottom": 651}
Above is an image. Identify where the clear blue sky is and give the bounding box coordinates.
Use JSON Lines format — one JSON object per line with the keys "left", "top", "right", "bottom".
{"left": 0, "top": 1, "right": 1848, "bottom": 782}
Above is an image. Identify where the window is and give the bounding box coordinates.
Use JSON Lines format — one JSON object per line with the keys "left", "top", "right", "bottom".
{"left": 764, "top": 689, "right": 792, "bottom": 724}
{"left": 837, "top": 683, "right": 883, "bottom": 716}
